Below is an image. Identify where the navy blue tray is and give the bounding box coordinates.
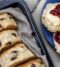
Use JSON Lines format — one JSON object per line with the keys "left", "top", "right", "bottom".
{"left": 0, "top": 0, "right": 54, "bottom": 67}
{"left": 41, "top": 0, "right": 60, "bottom": 50}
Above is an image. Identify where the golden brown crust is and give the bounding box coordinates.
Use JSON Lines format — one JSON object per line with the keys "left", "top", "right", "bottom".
{"left": 0, "top": 30, "right": 21, "bottom": 53}
{"left": 0, "top": 13, "right": 17, "bottom": 31}
{"left": 17, "top": 59, "right": 45, "bottom": 67}
{"left": 0, "top": 43, "right": 35, "bottom": 67}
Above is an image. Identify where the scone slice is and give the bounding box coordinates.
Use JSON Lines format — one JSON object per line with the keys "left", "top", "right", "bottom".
{"left": 0, "top": 43, "right": 35, "bottom": 67}
{"left": 0, "top": 13, "right": 17, "bottom": 31}
{"left": 0, "top": 30, "right": 21, "bottom": 52}
{"left": 53, "top": 32, "right": 60, "bottom": 53}
{"left": 17, "top": 59, "right": 45, "bottom": 67}
{"left": 42, "top": 3, "right": 60, "bottom": 32}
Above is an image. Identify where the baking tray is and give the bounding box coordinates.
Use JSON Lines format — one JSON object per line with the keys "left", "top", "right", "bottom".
{"left": 0, "top": 0, "right": 54, "bottom": 67}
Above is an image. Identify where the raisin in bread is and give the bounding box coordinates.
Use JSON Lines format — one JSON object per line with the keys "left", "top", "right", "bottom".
{"left": 0, "top": 43, "right": 35, "bottom": 67}
{"left": 0, "top": 30, "right": 21, "bottom": 52}
{"left": 17, "top": 59, "right": 45, "bottom": 67}
{"left": 0, "top": 13, "right": 17, "bottom": 31}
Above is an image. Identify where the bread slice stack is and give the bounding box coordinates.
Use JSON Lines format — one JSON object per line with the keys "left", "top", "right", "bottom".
{"left": 0, "top": 13, "right": 45, "bottom": 67}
